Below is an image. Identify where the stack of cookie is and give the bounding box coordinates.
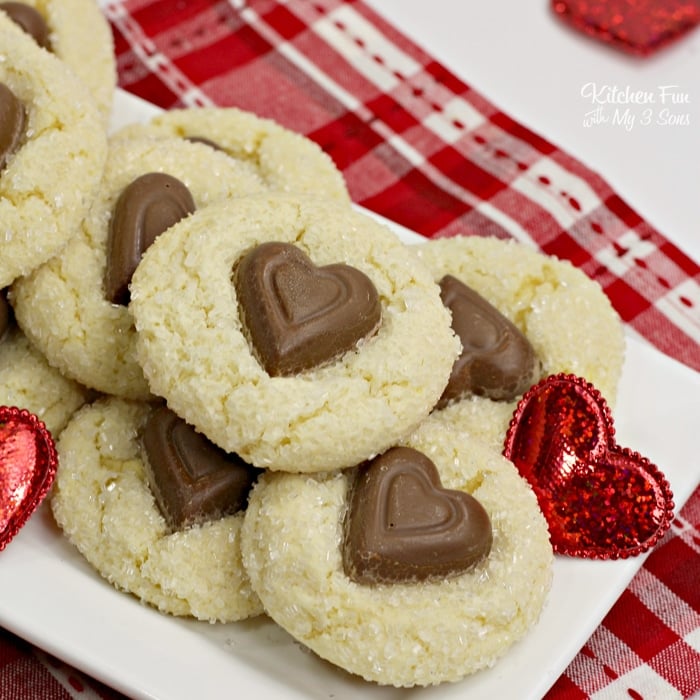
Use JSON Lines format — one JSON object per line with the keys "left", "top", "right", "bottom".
{"left": 0, "top": 2, "right": 626, "bottom": 688}
{"left": 0, "top": 1, "right": 112, "bottom": 434}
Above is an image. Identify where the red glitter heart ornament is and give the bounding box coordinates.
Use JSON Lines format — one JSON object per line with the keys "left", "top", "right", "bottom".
{"left": 0, "top": 406, "right": 57, "bottom": 552}
{"left": 552, "top": 0, "right": 700, "bottom": 56}
{"left": 503, "top": 374, "right": 674, "bottom": 559}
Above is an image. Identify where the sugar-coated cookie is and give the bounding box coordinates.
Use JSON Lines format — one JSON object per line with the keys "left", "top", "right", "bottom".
{"left": 413, "top": 236, "right": 625, "bottom": 450}
{"left": 240, "top": 416, "right": 553, "bottom": 687}
{"left": 11, "top": 135, "right": 269, "bottom": 399}
{"left": 51, "top": 396, "right": 263, "bottom": 623}
{"left": 112, "top": 106, "right": 350, "bottom": 202}
{"left": 0, "top": 0, "right": 116, "bottom": 123}
{"left": 0, "top": 13, "right": 107, "bottom": 288}
{"left": 0, "top": 323, "right": 89, "bottom": 435}
{"left": 130, "top": 194, "right": 460, "bottom": 472}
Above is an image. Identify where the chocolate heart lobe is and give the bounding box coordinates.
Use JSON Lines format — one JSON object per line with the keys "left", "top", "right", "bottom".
{"left": 105, "top": 172, "right": 195, "bottom": 305}
{"left": 437, "top": 274, "right": 539, "bottom": 407}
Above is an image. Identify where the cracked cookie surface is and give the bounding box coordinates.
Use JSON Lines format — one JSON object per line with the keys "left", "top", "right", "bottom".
{"left": 130, "top": 194, "right": 460, "bottom": 472}
{"left": 11, "top": 135, "right": 268, "bottom": 399}
{"left": 0, "top": 325, "right": 88, "bottom": 435}
{"left": 1, "top": 0, "right": 116, "bottom": 124}
{"left": 413, "top": 235, "right": 625, "bottom": 451}
{"left": 51, "top": 396, "right": 263, "bottom": 623}
{"left": 113, "top": 106, "right": 350, "bottom": 202}
{"left": 240, "top": 416, "right": 553, "bottom": 686}
{"left": 0, "top": 14, "right": 107, "bottom": 287}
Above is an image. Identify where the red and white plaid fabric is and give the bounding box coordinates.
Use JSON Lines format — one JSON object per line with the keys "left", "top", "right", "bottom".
{"left": 548, "top": 496, "right": 700, "bottom": 699}
{"left": 1, "top": 1, "right": 698, "bottom": 698}
{"left": 104, "top": 0, "right": 700, "bottom": 373}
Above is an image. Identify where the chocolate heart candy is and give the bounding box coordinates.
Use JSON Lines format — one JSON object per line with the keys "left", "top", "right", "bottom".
{"left": 234, "top": 241, "right": 381, "bottom": 376}
{"left": 0, "top": 82, "right": 26, "bottom": 173}
{"left": 142, "top": 405, "right": 261, "bottom": 530}
{"left": 0, "top": 406, "right": 57, "bottom": 552}
{"left": 504, "top": 374, "right": 675, "bottom": 559}
{"left": 343, "top": 446, "right": 492, "bottom": 584}
{"left": 437, "top": 274, "right": 539, "bottom": 408}
{"left": 0, "top": 2, "right": 50, "bottom": 49}
{"left": 105, "top": 172, "right": 196, "bottom": 305}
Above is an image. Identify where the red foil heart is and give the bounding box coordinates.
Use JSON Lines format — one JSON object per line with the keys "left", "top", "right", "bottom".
{"left": 0, "top": 406, "right": 57, "bottom": 552}
{"left": 503, "top": 374, "right": 674, "bottom": 559}
{"left": 552, "top": 0, "right": 700, "bottom": 56}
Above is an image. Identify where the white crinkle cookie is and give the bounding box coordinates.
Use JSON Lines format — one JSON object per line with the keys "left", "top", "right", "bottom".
{"left": 240, "top": 416, "right": 553, "bottom": 687}
{"left": 0, "top": 14, "right": 107, "bottom": 288}
{"left": 130, "top": 194, "right": 460, "bottom": 472}
{"left": 112, "top": 106, "right": 350, "bottom": 202}
{"left": 11, "top": 135, "right": 269, "bottom": 400}
{"left": 50, "top": 396, "right": 263, "bottom": 623}
{"left": 413, "top": 235, "right": 625, "bottom": 451}
{"left": 0, "top": 325, "right": 89, "bottom": 435}
{"left": 0, "top": 0, "right": 116, "bottom": 124}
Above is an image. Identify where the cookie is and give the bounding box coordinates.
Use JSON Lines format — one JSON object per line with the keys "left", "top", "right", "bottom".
{"left": 50, "top": 396, "right": 263, "bottom": 623}
{"left": 0, "top": 0, "right": 116, "bottom": 123}
{"left": 240, "top": 416, "right": 553, "bottom": 687}
{"left": 0, "top": 13, "right": 107, "bottom": 288}
{"left": 0, "top": 320, "right": 89, "bottom": 435}
{"left": 413, "top": 235, "right": 625, "bottom": 450}
{"left": 113, "top": 106, "right": 350, "bottom": 202}
{"left": 129, "top": 194, "right": 460, "bottom": 472}
{"left": 10, "top": 135, "right": 269, "bottom": 399}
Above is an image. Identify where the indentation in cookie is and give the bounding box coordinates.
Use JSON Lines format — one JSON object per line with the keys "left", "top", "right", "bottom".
{"left": 437, "top": 274, "right": 540, "bottom": 407}
{"left": 0, "top": 82, "right": 26, "bottom": 172}
{"left": 343, "top": 446, "right": 493, "bottom": 584}
{"left": 185, "top": 135, "right": 225, "bottom": 151}
{"left": 142, "top": 405, "right": 261, "bottom": 531}
{"left": 105, "top": 172, "right": 196, "bottom": 305}
{"left": 233, "top": 241, "right": 382, "bottom": 376}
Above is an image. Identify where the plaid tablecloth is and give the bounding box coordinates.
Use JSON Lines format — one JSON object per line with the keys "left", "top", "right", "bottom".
{"left": 1, "top": 1, "right": 699, "bottom": 698}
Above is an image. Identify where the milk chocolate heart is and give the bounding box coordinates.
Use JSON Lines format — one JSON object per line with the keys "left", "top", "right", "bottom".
{"left": 552, "top": 0, "right": 700, "bottom": 55}
{"left": 142, "top": 405, "right": 261, "bottom": 530}
{"left": 0, "top": 406, "right": 57, "bottom": 552}
{"left": 234, "top": 241, "right": 381, "bottom": 376}
{"left": 503, "top": 374, "right": 674, "bottom": 559}
{"left": 437, "top": 274, "right": 539, "bottom": 407}
{"left": 105, "top": 172, "right": 196, "bottom": 305}
{"left": 343, "top": 446, "right": 493, "bottom": 584}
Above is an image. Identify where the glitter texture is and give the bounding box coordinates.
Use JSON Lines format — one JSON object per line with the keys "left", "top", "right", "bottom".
{"left": 552, "top": 0, "right": 700, "bottom": 55}
{"left": 0, "top": 406, "right": 57, "bottom": 552}
{"left": 503, "top": 374, "right": 674, "bottom": 559}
